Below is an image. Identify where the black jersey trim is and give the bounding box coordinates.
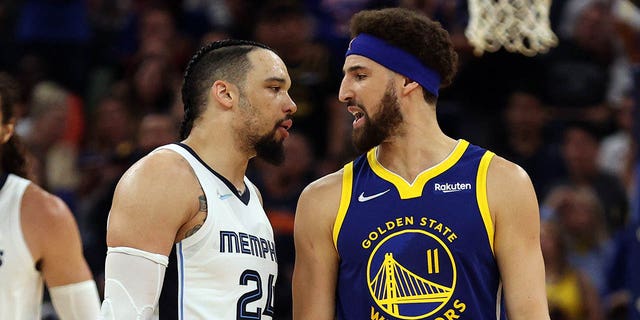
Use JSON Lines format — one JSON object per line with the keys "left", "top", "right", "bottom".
{"left": 0, "top": 172, "right": 8, "bottom": 191}
{"left": 175, "top": 143, "right": 250, "bottom": 205}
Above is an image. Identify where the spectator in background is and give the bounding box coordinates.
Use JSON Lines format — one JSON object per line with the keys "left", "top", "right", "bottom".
{"left": 541, "top": 220, "right": 604, "bottom": 320}
{"left": 136, "top": 112, "right": 178, "bottom": 155}
{"left": 75, "top": 95, "right": 137, "bottom": 277}
{"left": 544, "top": 0, "right": 631, "bottom": 132}
{"left": 544, "top": 185, "right": 615, "bottom": 297}
{"left": 494, "top": 90, "right": 564, "bottom": 197}
{"left": 119, "top": 54, "right": 180, "bottom": 116}
{"left": 597, "top": 91, "right": 635, "bottom": 190}
{"left": 606, "top": 10, "right": 640, "bottom": 319}
{"left": 20, "top": 81, "right": 80, "bottom": 204}
{"left": 253, "top": 1, "right": 351, "bottom": 169}
{"left": 555, "top": 121, "right": 629, "bottom": 234}
{"left": 14, "top": 0, "right": 91, "bottom": 93}
{"left": 86, "top": 95, "right": 136, "bottom": 160}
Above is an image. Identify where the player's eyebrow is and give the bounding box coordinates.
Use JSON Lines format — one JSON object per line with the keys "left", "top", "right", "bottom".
{"left": 264, "top": 77, "right": 287, "bottom": 84}
{"left": 343, "top": 65, "right": 367, "bottom": 75}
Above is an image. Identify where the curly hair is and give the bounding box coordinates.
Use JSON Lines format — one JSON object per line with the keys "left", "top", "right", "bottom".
{"left": 179, "top": 39, "right": 273, "bottom": 139}
{"left": 349, "top": 8, "right": 458, "bottom": 104}
{"left": 0, "top": 73, "right": 28, "bottom": 178}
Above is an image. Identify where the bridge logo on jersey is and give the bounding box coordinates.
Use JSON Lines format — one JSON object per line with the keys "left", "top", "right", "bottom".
{"left": 367, "top": 229, "right": 456, "bottom": 319}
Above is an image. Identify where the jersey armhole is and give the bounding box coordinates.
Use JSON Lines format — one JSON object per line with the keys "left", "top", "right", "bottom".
{"left": 476, "top": 151, "right": 496, "bottom": 255}
{"left": 332, "top": 162, "right": 354, "bottom": 250}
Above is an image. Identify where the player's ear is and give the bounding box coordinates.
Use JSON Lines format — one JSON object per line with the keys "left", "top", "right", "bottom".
{"left": 210, "top": 80, "right": 236, "bottom": 109}
{"left": 0, "top": 118, "right": 15, "bottom": 144}
{"left": 402, "top": 77, "right": 420, "bottom": 95}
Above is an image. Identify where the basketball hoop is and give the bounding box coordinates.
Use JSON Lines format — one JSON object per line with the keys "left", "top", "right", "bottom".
{"left": 465, "top": 0, "right": 559, "bottom": 56}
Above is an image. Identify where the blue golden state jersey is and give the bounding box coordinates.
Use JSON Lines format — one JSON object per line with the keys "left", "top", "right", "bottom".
{"left": 334, "top": 140, "right": 507, "bottom": 320}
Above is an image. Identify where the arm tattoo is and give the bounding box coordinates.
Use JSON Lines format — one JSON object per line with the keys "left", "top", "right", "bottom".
{"left": 185, "top": 195, "right": 208, "bottom": 238}
{"left": 199, "top": 195, "right": 207, "bottom": 212}
{"left": 185, "top": 224, "right": 202, "bottom": 237}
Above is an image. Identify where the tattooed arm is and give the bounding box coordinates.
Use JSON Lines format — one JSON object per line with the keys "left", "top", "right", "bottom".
{"left": 183, "top": 195, "right": 208, "bottom": 238}
{"left": 100, "top": 149, "right": 204, "bottom": 319}
{"left": 106, "top": 148, "right": 203, "bottom": 256}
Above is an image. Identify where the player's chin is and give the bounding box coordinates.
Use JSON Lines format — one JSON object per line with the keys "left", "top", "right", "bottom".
{"left": 276, "top": 126, "right": 290, "bottom": 139}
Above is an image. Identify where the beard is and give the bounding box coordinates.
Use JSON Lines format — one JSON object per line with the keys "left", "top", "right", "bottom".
{"left": 254, "top": 121, "right": 287, "bottom": 165}
{"left": 352, "top": 85, "right": 403, "bottom": 154}
{"left": 238, "top": 95, "right": 288, "bottom": 165}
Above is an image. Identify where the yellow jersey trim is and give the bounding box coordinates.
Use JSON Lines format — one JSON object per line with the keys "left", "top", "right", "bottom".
{"left": 367, "top": 140, "right": 470, "bottom": 199}
{"left": 333, "top": 162, "right": 354, "bottom": 249}
{"left": 476, "top": 151, "right": 496, "bottom": 254}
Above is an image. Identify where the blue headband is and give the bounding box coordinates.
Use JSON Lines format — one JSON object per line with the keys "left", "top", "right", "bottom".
{"left": 345, "top": 33, "right": 441, "bottom": 96}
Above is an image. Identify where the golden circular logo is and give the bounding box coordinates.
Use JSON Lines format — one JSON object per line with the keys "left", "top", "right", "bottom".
{"left": 367, "top": 229, "right": 457, "bottom": 319}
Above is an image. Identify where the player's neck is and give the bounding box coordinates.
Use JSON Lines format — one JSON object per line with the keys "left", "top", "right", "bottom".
{"left": 376, "top": 129, "right": 457, "bottom": 183}
{"left": 181, "top": 136, "right": 250, "bottom": 189}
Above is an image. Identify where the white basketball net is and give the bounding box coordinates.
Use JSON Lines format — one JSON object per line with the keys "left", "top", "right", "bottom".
{"left": 465, "top": 0, "right": 559, "bottom": 56}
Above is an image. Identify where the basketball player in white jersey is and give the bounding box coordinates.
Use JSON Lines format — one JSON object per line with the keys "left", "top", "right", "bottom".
{"left": 0, "top": 75, "right": 101, "bottom": 319}
{"left": 100, "top": 39, "right": 296, "bottom": 319}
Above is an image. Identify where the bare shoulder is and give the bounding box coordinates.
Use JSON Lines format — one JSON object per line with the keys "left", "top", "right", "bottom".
{"left": 486, "top": 154, "right": 536, "bottom": 203}
{"left": 21, "top": 183, "right": 80, "bottom": 262}
{"left": 296, "top": 169, "right": 345, "bottom": 230}
{"left": 112, "top": 148, "right": 203, "bottom": 213}
{"left": 21, "top": 183, "right": 76, "bottom": 232}
{"left": 298, "top": 169, "right": 344, "bottom": 210}
{"left": 486, "top": 154, "right": 539, "bottom": 223}
{"left": 108, "top": 148, "right": 201, "bottom": 253}
{"left": 487, "top": 155, "right": 531, "bottom": 185}
{"left": 115, "top": 148, "right": 198, "bottom": 195}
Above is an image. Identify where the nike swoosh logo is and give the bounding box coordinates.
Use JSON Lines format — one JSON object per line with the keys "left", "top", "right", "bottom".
{"left": 218, "top": 193, "right": 234, "bottom": 200}
{"left": 358, "top": 189, "right": 390, "bottom": 202}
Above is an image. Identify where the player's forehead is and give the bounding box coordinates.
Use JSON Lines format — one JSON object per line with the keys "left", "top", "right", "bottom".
{"left": 246, "top": 49, "right": 291, "bottom": 85}
{"left": 342, "top": 55, "right": 384, "bottom": 74}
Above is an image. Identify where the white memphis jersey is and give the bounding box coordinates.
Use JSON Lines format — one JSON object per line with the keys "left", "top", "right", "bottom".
{"left": 0, "top": 173, "right": 44, "bottom": 319}
{"left": 159, "top": 144, "right": 278, "bottom": 320}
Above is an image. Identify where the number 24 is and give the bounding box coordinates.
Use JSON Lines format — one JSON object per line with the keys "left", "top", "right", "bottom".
{"left": 237, "top": 270, "right": 275, "bottom": 320}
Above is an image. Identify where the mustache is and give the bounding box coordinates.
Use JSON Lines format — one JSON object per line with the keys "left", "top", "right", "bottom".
{"left": 269, "top": 114, "right": 294, "bottom": 133}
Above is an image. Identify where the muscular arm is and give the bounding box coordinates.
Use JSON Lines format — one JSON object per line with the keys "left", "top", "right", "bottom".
{"left": 106, "top": 150, "right": 201, "bottom": 255}
{"left": 488, "top": 156, "right": 550, "bottom": 319}
{"left": 292, "top": 172, "right": 343, "bottom": 320}
{"left": 21, "top": 184, "right": 100, "bottom": 318}
{"left": 101, "top": 150, "right": 201, "bottom": 319}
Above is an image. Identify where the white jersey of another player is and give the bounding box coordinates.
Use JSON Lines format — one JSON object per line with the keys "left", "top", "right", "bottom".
{"left": 0, "top": 173, "right": 43, "bottom": 319}
{"left": 161, "top": 143, "right": 278, "bottom": 319}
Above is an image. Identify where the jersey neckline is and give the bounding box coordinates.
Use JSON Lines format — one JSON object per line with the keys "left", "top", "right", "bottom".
{"left": 175, "top": 143, "right": 250, "bottom": 205}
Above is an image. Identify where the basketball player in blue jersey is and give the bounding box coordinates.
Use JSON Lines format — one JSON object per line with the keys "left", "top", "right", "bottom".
{"left": 0, "top": 75, "right": 101, "bottom": 319}
{"left": 293, "top": 8, "right": 550, "bottom": 320}
{"left": 100, "top": 40, "right": 296, "bottom": 319}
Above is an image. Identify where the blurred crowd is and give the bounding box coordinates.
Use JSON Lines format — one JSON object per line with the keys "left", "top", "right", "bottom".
{"left": 0, "top": 0, "right": 638, "bottom": 319}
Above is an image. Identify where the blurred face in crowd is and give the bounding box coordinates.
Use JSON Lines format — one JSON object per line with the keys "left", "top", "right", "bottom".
{"left": 137, "top": 114, "right": 176, "bottom": 152}
{"left": 573, "top": 3, "right": 613, "bottom": 54}
{"left": 539, "top": 221, "right": 562, "bottom": 265}
{"left": 0, "top": 95, "right": 15, "bottom": 150}
{"left": 561, "top": 126, "right": 599, "bottom": 178}
{"left": 134, "top": 56, "right": 170, "bottom": 104}
{"left": 95, "top": 98, "right": 133, "bottom": 147}
{"left": 504, "top": 92, "right": 547, "bottom": 136}
{"left": 36, "top": 103, "right": 68, "bottom": 146}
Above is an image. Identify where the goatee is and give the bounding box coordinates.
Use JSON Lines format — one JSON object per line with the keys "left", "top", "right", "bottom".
{"left": 352, "top": 85, "right": 403, "bottom": 154}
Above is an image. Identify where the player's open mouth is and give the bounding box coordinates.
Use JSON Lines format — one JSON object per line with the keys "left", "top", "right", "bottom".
{"left": 279, "top": 119, "right": 292, "bottom": 130}
{"left": 348, "top": 106, "right": 366, "bottom": 127}
{"left": 347, "top": 106, "right": 365, "bottom": 120}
